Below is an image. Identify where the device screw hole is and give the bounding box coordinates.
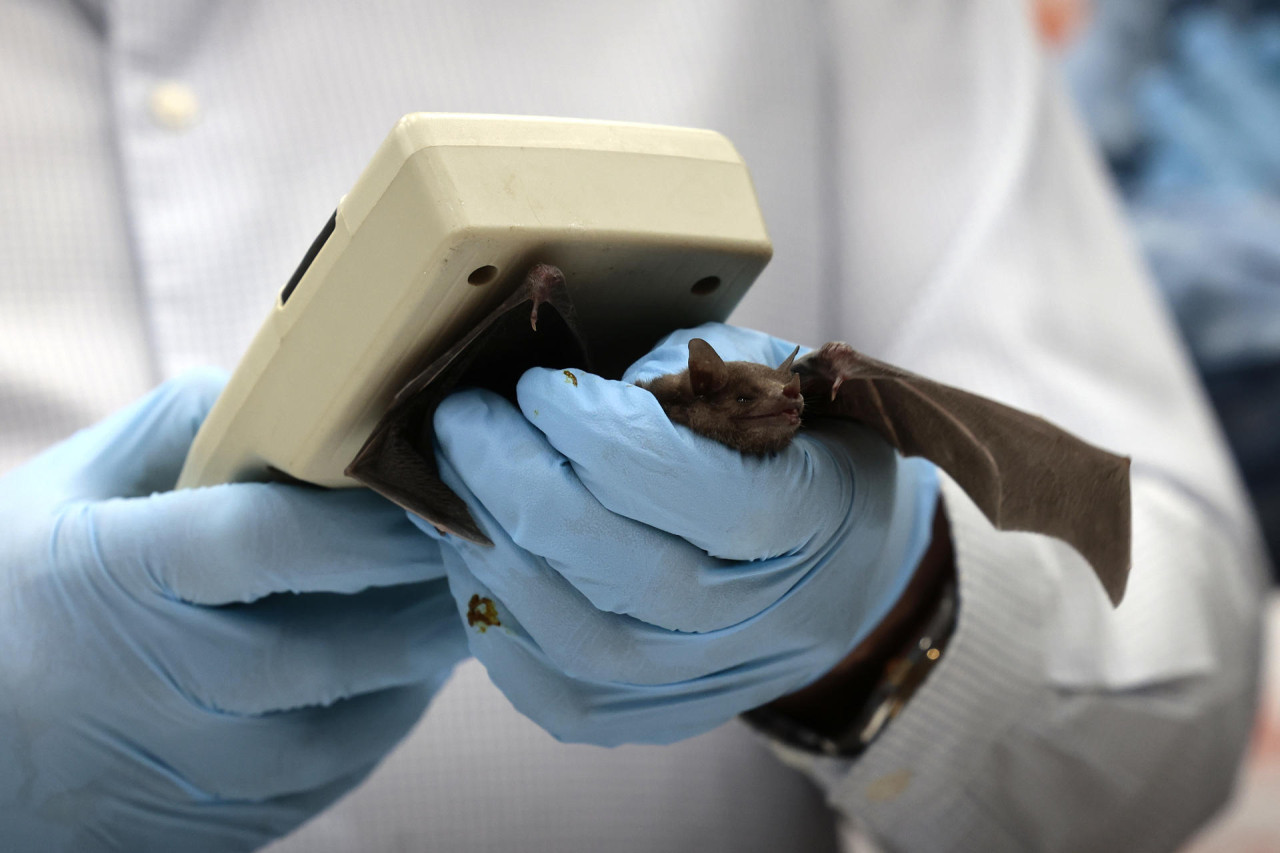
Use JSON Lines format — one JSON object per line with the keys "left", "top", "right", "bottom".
{"left": 691, "top": 276, "right": 721, "bottom": 295}
{"left": 468, "top": 265, "right": 499, "bottom": 285}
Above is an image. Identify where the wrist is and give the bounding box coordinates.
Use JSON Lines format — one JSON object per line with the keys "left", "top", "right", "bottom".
{"left": 744, "top": 501, "right": 957, "bottom": 754}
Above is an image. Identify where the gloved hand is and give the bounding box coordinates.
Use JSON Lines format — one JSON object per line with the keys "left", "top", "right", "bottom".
{"left": 0, "top": 370, "right": 468, "bottom": 852}
{"left": 422, "top": 324, "right": 938, "bottom": 746}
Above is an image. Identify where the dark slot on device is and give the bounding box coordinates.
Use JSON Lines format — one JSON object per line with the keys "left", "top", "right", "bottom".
{"left": 280, "top": 210, "right": 337, "bottom": 305}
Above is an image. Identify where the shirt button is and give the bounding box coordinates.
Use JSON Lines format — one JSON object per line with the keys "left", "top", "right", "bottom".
{"left": 148, "top": 81, "right": 200, "bottom": 130}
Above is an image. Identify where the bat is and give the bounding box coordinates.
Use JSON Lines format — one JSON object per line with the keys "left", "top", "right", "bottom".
{"left": 348, "top": 263, "right": 1132, "bottom": 606}
{"left": 641, "top": 339, "right": 1132, "bottom": 606}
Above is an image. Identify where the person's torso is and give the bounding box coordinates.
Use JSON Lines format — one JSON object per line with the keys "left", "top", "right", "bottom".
{"left": 1, "top": 2, "right": 861, "bottom": 848}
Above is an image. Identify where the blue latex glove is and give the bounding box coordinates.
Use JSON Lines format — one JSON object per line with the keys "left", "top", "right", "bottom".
{"left": 422, "top": 324, "right": 938, "bottom": 746}
{"left": 0, "top": 371, "right": 468, "bottom": 852}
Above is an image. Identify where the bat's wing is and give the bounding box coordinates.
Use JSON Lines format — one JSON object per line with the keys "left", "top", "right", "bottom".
{"left": 346, "top": 264, "right": 590, "bottom": 545}
{"left": 796, "top": 343, "right": 1131, "bottom": 605}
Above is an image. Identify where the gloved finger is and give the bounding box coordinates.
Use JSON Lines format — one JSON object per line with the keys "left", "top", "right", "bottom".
{"left": 433, "top": 389, "right": 820, "bottom": 633}
{"left": 439, "top": 558, "right": 822, "bottom": 746}
{"left": 157, "top": 683, "right": 438, "bottom": 802}
{"left": 149, "top": 579, "right": 468, "bottom": 716}
{"left": 11, "top": 368, "right": 227, "bottom": 503}
{"left": 89, "top": 483, "right": 449, "bottom": 604}
{"left": 516, "top": 366, "right": 861, "bottom": 560}
{"left": 143, "top": 759, "right": 383, "bottom": 851}
{"left": 621, "top": 323, "right": 808, "bottom": 386}
{"left": 429, "top": 450, "right": 924, "bottom": 687}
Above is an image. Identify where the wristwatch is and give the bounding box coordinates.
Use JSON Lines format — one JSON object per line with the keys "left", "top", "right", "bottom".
{"left": 743, "top": 570, "right": 957, "bottom": 757}
{"left": 743, "top": 506, "right": 959, "bottom": 757}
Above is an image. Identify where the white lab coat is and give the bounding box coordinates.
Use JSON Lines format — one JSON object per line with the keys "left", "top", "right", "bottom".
{"left": 0, "top": 0, "right": 1265, "bottom": 850}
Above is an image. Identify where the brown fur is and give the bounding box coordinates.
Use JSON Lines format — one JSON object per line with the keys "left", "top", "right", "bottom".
{"left": 639, "top": 339, "right": 803, "bottom": 455}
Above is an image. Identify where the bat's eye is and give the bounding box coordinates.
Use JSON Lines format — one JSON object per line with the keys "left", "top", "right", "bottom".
{"left": 736, "top": 395, "right": 753, "bottom": 404}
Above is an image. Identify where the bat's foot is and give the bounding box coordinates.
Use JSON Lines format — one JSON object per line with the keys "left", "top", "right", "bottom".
{"left": 523, "top": 263, "right": 566, "bottom": 331}
{"left": 803, "top": 342, "right": 861, "bottom": 399}
{"left": 812, "top": 341, "right": 857, "bottom": 368}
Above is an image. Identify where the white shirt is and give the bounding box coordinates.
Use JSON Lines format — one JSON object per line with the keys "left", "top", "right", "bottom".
{"left": 0, "top": 1, "right": 1266, "bottom": 850}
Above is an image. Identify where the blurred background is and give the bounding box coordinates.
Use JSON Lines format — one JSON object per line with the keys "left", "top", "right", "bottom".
{"left": 1041, "top": 1, "right": 1280, "bottom": 848}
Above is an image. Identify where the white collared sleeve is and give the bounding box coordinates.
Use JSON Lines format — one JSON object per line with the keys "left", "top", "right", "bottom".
{"left": 766, "top": 3, "right": 1270, "bottom": 851}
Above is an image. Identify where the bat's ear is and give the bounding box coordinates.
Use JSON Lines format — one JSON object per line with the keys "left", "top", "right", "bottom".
{"left": 688, "top": 338, "right": 729, "bottom": 396}
{"left": 777, "top": 345, "right": 800, "bottom": 374}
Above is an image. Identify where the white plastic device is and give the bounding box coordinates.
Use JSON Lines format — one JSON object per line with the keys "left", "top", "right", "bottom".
{"left": 177, "top": 113, "right": 773, "bottom": 490}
